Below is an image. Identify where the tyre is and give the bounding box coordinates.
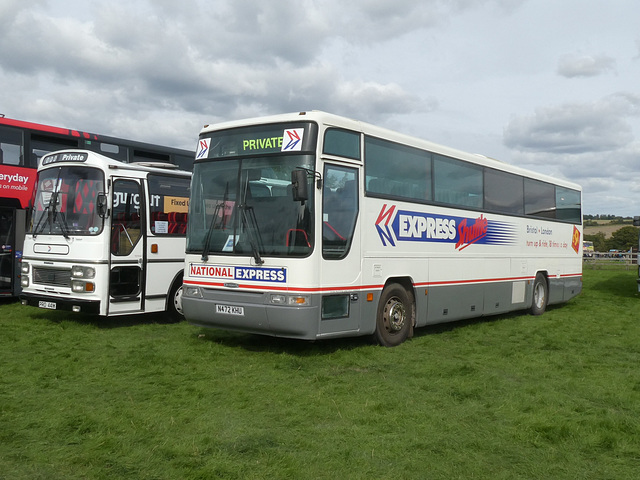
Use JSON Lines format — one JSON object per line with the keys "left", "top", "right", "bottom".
{"left": 167, "top": 280, "right": 184, "bottom": 320}
{"left": 374, "top": 283, "right": 414, "bottom": 347}
{"left": 530, "top": 273, "right": 548, "bottom": 316}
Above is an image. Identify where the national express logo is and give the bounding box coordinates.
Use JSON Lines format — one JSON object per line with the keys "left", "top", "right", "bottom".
{"left": 375, "top": 204, "right": 516, "bottom": 250}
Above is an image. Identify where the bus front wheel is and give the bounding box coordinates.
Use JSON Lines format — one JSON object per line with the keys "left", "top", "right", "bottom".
{"left": 375, "top": 283, "right": 414, "bottom": 347}
{"left": 530, "top": 273, "right": 548, "bottom": 316}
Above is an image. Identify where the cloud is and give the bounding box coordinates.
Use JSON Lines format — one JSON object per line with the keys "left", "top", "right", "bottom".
{"left": 556, "top": 53, "right": 616, "bottom": 78}
{"left": 503, "top": 93, "right": 639, "bottom": 155}
{"left": 0, "top": 0, "right": 439, "bottom": 136}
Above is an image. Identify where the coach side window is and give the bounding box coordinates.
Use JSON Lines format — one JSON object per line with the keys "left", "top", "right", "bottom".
{"left": 524, "top": 179, "right": 555, "bottom": 219}
{"left": 364, "top": 136, "right": 431, "bottom": 201}
{"left": 323, "top": 128, "right": 360, "bottom": 160}
{"left": 434, "top": 155, "right": 483, "bottom": 208}
{"left": 484, "top": 169, "right": 524, "bottom": 214}
{"left": 555, "top": 186, "right": 581, "bottom": 223}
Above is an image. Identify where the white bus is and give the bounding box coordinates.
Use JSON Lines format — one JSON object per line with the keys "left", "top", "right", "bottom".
{"left": 182, "top": 111, "right": 582, "bottom": 346}
{"left": 20, "top": 150, "right": 191, "bottom": 318}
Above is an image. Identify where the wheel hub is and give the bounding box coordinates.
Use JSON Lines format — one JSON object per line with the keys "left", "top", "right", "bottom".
{"left": 384, "top": 298, "right": 405, "bottom": 332}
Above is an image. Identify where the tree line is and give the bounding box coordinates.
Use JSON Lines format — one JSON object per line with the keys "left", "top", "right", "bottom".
{"left": 583, "top": 214, "right": 632, "bottom": 221}
{"left": 585, "top": 226, "right": 639, "bottom": 252}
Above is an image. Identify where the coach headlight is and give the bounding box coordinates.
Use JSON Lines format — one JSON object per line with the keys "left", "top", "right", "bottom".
{"left": 184, "top": 286, "right": 202, "bottom": 298}
{"left": 21, "top": 261, "right": 29, "bottom": 274}
{"left": 71, "top": 265, "right": 95, "bottom": 279}
{"left": 269, "top": 294, "right": 310, "bottom": 306}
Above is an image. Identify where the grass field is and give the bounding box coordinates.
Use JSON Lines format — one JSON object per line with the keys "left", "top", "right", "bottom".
{"left": 1, "top": 268, "right": 639, "bottom": 479}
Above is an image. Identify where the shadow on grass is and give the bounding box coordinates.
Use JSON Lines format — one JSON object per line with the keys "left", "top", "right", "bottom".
{"left": 23, "top": 304, "right": 181, "bottom": 328}
{"left": 194, "top": 327, "right": 375, "bottom": 356}
{"left": 0, "top": 297, "right": 19, "bottom": 306}
{"left": 17, "top": 300, "right": 371, "bottom": 354}
{"left": 193, "top": 305, "right": 546, "bottom": 355}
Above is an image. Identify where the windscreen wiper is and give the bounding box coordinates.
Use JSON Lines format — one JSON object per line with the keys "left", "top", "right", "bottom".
{"left": 238, "top": 173, "right": 264, "bottom": 265}
{"left": 32, "top": 203, "right": 51, "bottom": 239}
{"left": 34, "top": 168, "right": 68, "bottom": 239}
{"left": 201, "top": 182, "right": 230, "bottom": 261}
{"left": 240, "top": 204, "right": 264, "bottom": 265}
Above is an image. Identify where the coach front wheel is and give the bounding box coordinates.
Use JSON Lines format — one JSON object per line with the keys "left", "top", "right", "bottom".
{"left": 375, "top": 283, "right": 415, "bottom": 347}
{"left": 168, "top": 280, "right": 184, "bottom": 320}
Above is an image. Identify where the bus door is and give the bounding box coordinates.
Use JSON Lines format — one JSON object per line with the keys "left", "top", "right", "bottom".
{"left": 319, "top": 164, "right": 361, "bottom": 334}
{"left": 109, "top": 178, "right": 145, "bottom": 314}
{"left": 0, "top": 207, "right": 16, "bottom": 295}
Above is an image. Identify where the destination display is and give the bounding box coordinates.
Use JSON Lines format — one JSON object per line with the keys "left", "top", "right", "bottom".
{"left": 41, "top": 152, "right": 88, "bottom": 165}
{"left": 196, "top": 122, "right": 318, "bottom": 159}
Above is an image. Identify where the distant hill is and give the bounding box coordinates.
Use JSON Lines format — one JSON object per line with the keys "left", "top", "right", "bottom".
{"left": 584, "top": 221, "right": 638, "bottom": 238}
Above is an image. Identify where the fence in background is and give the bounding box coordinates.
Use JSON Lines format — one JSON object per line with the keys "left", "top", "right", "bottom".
{"left": 583, "top": 252, "right": 638, "bottom": 270}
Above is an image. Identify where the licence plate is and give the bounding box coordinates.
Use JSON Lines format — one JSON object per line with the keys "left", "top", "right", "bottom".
{"left": 39, "top": 301, "right": 57, "bottom": 310}
{"left": 216, "top": 304, "right": 244, "bottom": 316}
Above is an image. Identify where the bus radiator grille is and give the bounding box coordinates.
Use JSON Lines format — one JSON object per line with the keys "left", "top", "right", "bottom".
{"left": 33, "top": 267, "right": 72, "bottom": 288}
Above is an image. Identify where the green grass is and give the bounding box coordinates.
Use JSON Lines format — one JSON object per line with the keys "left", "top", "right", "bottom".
{"left": 2, "top": 268, "right": 640, "bottom": 479}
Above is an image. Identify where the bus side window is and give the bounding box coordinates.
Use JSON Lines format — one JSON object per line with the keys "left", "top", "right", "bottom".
{"left": 0, "top": 126, "right": 24, "bottom": 166}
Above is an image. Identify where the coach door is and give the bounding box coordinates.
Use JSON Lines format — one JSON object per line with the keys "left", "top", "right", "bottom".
{"left": 109, "top": 178, "right": 145, "bottom": 314}
{"left": 319, "top": 164, "right": 361, "bottom": 335}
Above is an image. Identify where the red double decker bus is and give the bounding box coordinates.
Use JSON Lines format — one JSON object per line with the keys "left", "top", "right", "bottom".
{"left": 0, "top": 115, "right": 194, "bottom": 297}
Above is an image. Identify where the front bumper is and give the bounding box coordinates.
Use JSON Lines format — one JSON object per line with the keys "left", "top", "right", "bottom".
{"left": 20, "top": 293, "right": 101, "bottom": 315}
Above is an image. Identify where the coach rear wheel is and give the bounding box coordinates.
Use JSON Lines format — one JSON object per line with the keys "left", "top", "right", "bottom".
{"left": 530, "top": 273, "right": 548, "bottom": 316}
{"left": 375, "top": 283, "right": 414, "bottom": 347}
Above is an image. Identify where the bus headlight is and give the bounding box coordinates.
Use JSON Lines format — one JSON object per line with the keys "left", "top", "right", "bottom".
{"left": 21, "top": 276, "right": 29, "bottom": 288}
{"left": 72, "top": 280, "right": 95, "bottom": 293}
{"left": 71, "top": 265, "right": 95, "bottom": 279}
{"left": 21, "top": 261, "right": 29, "bottom": 274}
{"left": 270, "top": 294, "right": 310, "bottom": 306}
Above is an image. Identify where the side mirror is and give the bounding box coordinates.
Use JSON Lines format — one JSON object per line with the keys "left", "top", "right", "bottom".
{"left": 247, "top": 168, "right": 261, "bottom": 181}
{"left": 291, "top": 169, "right": 308, "bottom": 202}
{"left": 634, "top": 216, "right": 640, "bottom": 227}
{"left": 97, "top": 193, "right": 108, "bottom": 218}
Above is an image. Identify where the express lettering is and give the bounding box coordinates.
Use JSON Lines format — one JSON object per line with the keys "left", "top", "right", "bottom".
{"left": 378, "top": 204, "right": 515, "bottom": 250}
{"left": 235, "top": 267, "right": 286, "bottom": 282}
{"left": 189, "top": 264, "right": 286, "bottom": 283}
{"left": 398, "top": 214, "right": 456, "bottom": 240}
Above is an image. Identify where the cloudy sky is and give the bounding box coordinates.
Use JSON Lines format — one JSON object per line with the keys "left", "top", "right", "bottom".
{"left": 1, "top": 0, "right": 639, "bottom": 216}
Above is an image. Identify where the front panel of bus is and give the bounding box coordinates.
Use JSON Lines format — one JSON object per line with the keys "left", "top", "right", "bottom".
{"left": 20, "top": 152, "right": 111, "bottom": 314}
{"left": 20, "top": 151, "right": 191, "bottom": 317}
{"left": 182, "top": 121, "right": 365, "bottom": 339}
